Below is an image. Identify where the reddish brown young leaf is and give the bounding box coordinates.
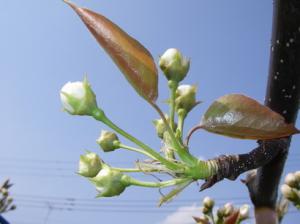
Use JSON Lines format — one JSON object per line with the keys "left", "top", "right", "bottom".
{"left": 189, "top": 94, "right": 299, "bottom": 140}
{"left": 64, "top": 1, "right": 158, "bottom": 102}
{"left": 224, "top": 210, "right": 240, "bottom": 224}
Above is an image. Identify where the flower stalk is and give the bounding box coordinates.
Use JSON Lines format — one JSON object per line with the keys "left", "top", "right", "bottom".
{"left": 92, "top": 108, "right": 183, "bottom": 171}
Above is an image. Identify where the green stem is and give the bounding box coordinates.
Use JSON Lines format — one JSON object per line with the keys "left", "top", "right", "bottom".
{"left": 209, "top": 212, "right": 216, "bottom": 224}
{"left": 150, "top": 103, "right": 197, "bottom": 166}
{"left": 116, "top": 143, "right": 157, "bottom": 160}
{"left": 128, "top": 177, "right": 190, "bottom": 188}
{"left": 176, "top": 109, "right": 187, "bottom": 139}
{"left": 112, "top": 167, "right": 160, "bottom": 173}
{"left": 168, "top": 80, "right": 177, "bottom": 131}
{"left": 112, "top": 167, "right": 144, "bottom": 173}
{"left": 92, "top": 108, "right": 181, "bottom": 171}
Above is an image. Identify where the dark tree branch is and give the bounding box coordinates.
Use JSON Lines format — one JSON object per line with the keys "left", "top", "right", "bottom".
{"left": 200, "top": 138, "right": 290, "bottom": 191}
{"left": 247, "top": 0, "right": 300, "bottom": 209}
{"left": 201, "top": 0, "right": 300, "bottom": 214}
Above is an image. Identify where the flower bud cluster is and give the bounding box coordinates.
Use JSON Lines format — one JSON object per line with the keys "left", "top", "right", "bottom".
{"left": 194, "top": 197, "right": 250, "bottom": 224}
{"left": 281, "top": 171, "right": 300, "bottom": 206}
{"left": 78, "top": 152, "right": 130, "bottom": 197}
{"left": 0, "top": 179, "right": 16, "bottom": 213}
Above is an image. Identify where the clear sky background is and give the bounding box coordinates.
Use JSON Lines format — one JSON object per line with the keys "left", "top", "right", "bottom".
{"left": 0, "top": 0, "right": 299, "bottom": 223}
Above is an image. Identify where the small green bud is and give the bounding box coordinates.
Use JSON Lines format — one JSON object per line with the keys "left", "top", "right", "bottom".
{"left": 159, "top": 48, "right": 190, "bottom": 82}
{"left": 224, "top": 203, "right": 234, "bottom": 217}
{"left": 90, "top": 165, "right": 129, "bottom": 197}
{"left": 285, "top": 173, "right": 298, "bottom": 188}
{"left": 153, "top": 115, "right": 170, "bottom": 139}
{"left": 78, "top": 151, "right": 102, "bottom": 178}
{"left": 175, "top": 85, "right": 199, "bottom": 114}
{"left": 203, "top": 196, "right": 214, "bottom": 210}
{"left": 10, "top": 205, "right": 16, "bottom": 211}
{"left": 60, "top": 77, "right": 98, "bottom": 116}
{"left": 238, "top": 204, "right": 250, "bottom": 220}
{"left": 97, "top": 130, "right": 120, "bottom": 152}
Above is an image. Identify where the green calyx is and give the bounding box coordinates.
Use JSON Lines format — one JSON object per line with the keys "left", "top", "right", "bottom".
{"left": 153, "top": 115, "right": 176, "bottom": 139}
{"left": 97, "top": 130, "right": 120, "bottom": 152}
{"left": 90, "top": 165, "right": 130, "bottom": 197}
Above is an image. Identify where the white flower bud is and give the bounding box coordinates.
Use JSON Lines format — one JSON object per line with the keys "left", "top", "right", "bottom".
{"left": 203, "top": 196, "right": 214, "bottom": 209}
{"left": 175, "top": 84, "right": 199, "bottom": 113}
{"left": 239, "top": 204, "right": 250, "bottom": 220}
{"left": 97, "top": 130, "right": 120, "bottom": 152}
{"left": 285, "top": 173, "right": 298, "bottom": 188}
{"left": 78, "top": 151, "right": 102, "bottom": 178}
{"left": 224, "top": 203, "right": 234, "bottom": 217}
{"left": 294, "top": 171, "right": 300, "bottom": 185}
{"left": 217, "top": 207, "right": 225, "bottom": 218}
{"left": 281, "top": 184, "right": 300, "bottom": 202}
{"left": 60, "top": 77, "right": 98, "bottom": 116}
{"left": 159, "top": 48, "right": 190, "bottom": 82}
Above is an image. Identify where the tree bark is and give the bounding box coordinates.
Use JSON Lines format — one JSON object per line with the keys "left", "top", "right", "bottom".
{"left": 247, "top": 0, "right": 300, "bottom": 223}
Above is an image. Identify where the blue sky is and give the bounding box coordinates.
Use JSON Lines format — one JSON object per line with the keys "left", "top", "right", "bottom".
{"left": 0, "top": 0, "right": 299, "bottom": 223}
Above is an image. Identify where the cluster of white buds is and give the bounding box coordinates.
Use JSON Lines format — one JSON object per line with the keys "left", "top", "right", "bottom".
{"left": 193, "top": 198, "right": 250, "bottom": 224}
{"left": 78, "top": 152, "right": 130, "bottom": 197}
{"left": 281, "top": 171, "right": 300, "bottom": 207}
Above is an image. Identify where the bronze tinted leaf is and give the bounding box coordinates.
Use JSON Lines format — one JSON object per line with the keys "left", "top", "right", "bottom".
{"left": 64, "top": 1, "right": 158, "bottom": 102}
{"left": 199, "top": 94, "right": 299, "bottom": 140}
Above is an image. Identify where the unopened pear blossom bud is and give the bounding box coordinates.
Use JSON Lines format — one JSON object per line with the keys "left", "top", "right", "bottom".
{"left": 217, "top": 207, "right": 225, "bottom": 218}
{"left": 295, "top": 171, "right": 300, "bottom": 183}
{"left": 78, "top": 152, "right": 102, "bottom": 178}
{"left": 97, "top": 130, "right": 120, "bottom": 152}
{"left": 153, "top": 115, "right": 170, "bottom": 139}
{"left": 60, "top": 77, "right": 98, "bottom": 116}
{"left": 175, "top": 85, "right": 199, "bottom": 114}
{"left": 10, "top": 205, "right": 16, "bottom": 211}
{"left": 239, "top": 204, "right": 250, "bottom": 220}
{"left": 203, "top": 196, "right": 214, "bottom": 210}
{"left": 285, "top": 173, "right": 298, "bottom": 188}
{"left": 281, "top": 184, "right": 300, "bottom": 202}
{"left": 159, "top": 48, "right": 190, "bottom": 82}
{"left": 224, "top": 203, "right": 234, "bottom": 217}
{"left": 90, "top": 165, "right": 130, "bottom": 197}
